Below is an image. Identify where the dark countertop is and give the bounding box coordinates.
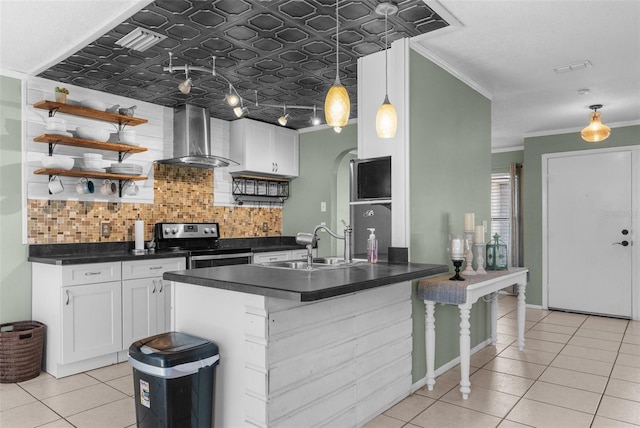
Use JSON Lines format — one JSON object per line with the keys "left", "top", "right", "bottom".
{"left": 164, "top": 262, "right": 448, "bottom": 302}
{"left": 28, "top": 237, "right": 308, "bottom": 265}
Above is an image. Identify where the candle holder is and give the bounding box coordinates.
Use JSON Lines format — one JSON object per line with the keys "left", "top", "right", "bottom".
{"left": 450, "top": 259, "right": 465, "bottom": 281}
{"left": 461, "top": 232, "right": 477, "bottom": 276}
{"left": 448, "top": 234, "right": 466, "bottom": 281}
{"left": 475, "top": 243, "right": 487, "bottom": 274}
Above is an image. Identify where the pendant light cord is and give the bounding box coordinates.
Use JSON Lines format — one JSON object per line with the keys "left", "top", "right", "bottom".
{"left": 384, "top": 11, "right": 388, "bottom": 96}
{"left": 335, "top": 0, "right": 340, "bottom": 85}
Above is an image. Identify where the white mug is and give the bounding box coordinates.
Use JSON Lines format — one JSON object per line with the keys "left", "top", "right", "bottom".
{"left": 100, "top": 179, "right": 117, "bottom": 195}
{"left": 76, "top": 177, "right": 94, "bottom": 194}
{"left": 123, "top": 181, "right": 139, "bottom": 196}
{"left": 48, "top": 176, "right": 64, "bottom": 194}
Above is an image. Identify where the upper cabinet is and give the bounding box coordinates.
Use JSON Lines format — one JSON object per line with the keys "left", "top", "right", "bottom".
{"left": 229, "top": 119, "right": 299, "bottom": 178}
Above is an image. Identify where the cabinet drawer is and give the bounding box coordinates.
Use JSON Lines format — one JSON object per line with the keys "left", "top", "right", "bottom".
{"left": 61, "top": 262, "right": 121, "bottom": 286}
{"left": 253, "top": 252, "right": 289, "bottom": 263}
{"left": 122, "top": 258, "right": 186, "bottom": 280}
{"left": 290, "top": 249, "right": 316, "bottom": 260}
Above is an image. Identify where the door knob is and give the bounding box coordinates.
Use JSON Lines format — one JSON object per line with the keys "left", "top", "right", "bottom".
{"left": 612, "top": 241, "right": 629, "bottom": 247}
{"left": 622, "top": 229, "right": 629, "bottom": 235}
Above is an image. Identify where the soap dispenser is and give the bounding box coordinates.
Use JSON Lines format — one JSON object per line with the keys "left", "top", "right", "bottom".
{"left": 367, "top": 228, "right": 378, "bottom": 263}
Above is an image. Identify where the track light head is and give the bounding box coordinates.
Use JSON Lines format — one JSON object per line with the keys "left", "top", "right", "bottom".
{"left": 278, "top": 113, "right": 290, "bottom": 126}
{"left": 234, "top": 106, "right": 248, "bottom": 118}
{"left": 178, "top": 78, "right": 192, "bottom": 94}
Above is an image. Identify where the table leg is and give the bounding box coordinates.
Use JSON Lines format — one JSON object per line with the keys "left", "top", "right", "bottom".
{"left": 517, "top": 282, "right": 526, "bottom": 351}
{"left": 458, "top": 304, "right": 471, "bottom": 399}
{"left": 491, "top": 292, "right": 498, "bottom": 345}
{"left": 425, "top": 300, "right": 436, "bottom": 391}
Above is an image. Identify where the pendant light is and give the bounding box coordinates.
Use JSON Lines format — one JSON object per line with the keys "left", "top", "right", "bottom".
{"left": 178, "top": 65, "right": 192, "bottom": 94}
{"left": 324, "top": 0, "right": 350, "bottom": 131}
{"left": 581, "top": 104, "right": 611, "bottom": 142}
{"left": 375, "top": 3, "right": 398, "bottom": 139}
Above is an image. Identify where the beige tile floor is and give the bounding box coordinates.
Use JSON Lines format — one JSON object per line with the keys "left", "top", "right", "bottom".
{"left": 1, "top": 295, "right": 639, "bottom": 428}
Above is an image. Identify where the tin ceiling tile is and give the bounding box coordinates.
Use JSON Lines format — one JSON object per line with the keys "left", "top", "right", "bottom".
{"left": 38, "top": 0, "right": 448, "bottom": 129}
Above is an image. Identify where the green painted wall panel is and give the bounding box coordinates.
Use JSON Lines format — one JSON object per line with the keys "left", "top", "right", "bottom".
{"left": 492, "top": 150, "right": 524, "bottom": 173}
{"left": 0, "top": 75, "right": 31, "bottom": 323}
{"left": 409, "top": 50, "right": 492, "bottom": 381}
{"left": 523, "top": 126, "right": 640, "bottom": 305}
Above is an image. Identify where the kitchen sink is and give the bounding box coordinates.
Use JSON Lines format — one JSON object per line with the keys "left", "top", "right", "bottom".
{"left": 259, "top": 257, "right": 366, "bottom": 271}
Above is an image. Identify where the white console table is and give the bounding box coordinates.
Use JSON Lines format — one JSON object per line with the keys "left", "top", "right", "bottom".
{"left": 418, "top": 268, "right": 529, "bottom": 399}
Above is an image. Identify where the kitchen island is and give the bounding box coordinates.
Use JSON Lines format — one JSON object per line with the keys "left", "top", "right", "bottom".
{"left": 165, "top": 261, "right": 446, "bottom": 428}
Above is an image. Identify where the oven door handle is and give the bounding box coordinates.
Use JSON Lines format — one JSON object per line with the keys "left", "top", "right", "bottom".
{"left": 190, "top": 252, "right": 253, "bottom": 261}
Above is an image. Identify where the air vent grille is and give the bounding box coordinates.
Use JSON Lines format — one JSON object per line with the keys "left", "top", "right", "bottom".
{"left": 115, "top": 27, "right": 167, "bottom": 52}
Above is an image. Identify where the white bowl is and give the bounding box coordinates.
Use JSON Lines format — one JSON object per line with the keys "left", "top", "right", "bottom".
{"left": 45, "top": 117, "right": 66, "bottom": 132}
{"left": 83, "top": 159, "right": 103, "bottom": 169}
{"left": 118, "top": 130, "right": 136, "bottom": 144}
{"left": 76, "top": 126, "right": 110, "bottom": 142}
{"left": 80, "top": 100, "right": 106, "bottom": 111}
{"left": 41, "top": 155, "right": 74, "bottom": 170}
{"left": 83, "top": 153, "right": 103, "bottom": 159}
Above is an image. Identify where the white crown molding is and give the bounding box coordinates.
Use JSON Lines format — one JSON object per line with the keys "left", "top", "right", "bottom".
{"left": 492, "top": 145, "right": 524, "bottom": 154}
{"left": 525, "top": 119, "right": 640, "bottom": 139}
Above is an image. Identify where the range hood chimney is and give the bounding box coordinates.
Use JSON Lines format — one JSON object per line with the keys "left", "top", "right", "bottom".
{"left": 156, "top": 104, "right": 237, "bottom": 169}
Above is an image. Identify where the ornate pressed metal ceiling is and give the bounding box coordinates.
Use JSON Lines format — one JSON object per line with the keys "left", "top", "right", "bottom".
{"left": 38, "top": 0, "right": 448, "bottom": 129}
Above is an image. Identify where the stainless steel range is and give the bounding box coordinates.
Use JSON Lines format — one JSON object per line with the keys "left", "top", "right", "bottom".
{"left": 154, "top": 222, "right": 253, "bottom": 269}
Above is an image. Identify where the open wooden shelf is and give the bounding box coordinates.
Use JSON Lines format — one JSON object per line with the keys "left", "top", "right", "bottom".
{"left": 34, "top": 134, "right": 148, "bottom": 154}
{"left": 35, "top": 168, "right": 147, "bottom": 182}
{"left": 34, "top": 100, "right": 148, "bottom": 126}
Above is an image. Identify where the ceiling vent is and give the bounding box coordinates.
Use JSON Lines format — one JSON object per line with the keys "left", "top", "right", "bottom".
{"left": 553, "top": 60, "right": 593, "bottom": 74}
{"left": 115, "top": 27, "right": 167, "bottom": 52}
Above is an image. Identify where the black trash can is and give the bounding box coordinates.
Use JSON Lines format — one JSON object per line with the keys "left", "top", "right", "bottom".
{"left": 129, "top": 332, "right": 219, "bottom": 428}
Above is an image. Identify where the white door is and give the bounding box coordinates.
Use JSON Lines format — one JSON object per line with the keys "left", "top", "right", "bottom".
{"left": 546, "top": 150, "right": 633, "bottom": 317}
{"left": 122, "top": 278, "right": 158, "bottom": 348}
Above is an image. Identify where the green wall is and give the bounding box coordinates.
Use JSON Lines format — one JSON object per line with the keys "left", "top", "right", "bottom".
{"left": 0, "top": 75, "right": 31, "bottom": 323}
{"left": 523, "top": 125, "right": 640, "bottom": 305}
{"left": 409, "top": 50, "right": 492, "bottom": 380}
{"left": 282, "top": 124, "right": 357, "bottom": 256}
{"left": 492, "top": 150, "right": 524, "bottom": 172}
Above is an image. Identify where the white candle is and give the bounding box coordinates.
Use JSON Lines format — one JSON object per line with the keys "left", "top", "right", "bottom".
{"left": 135, "top": 219, "right": 144, "bottom": 250}
{"left": 464, "top": 213, "right": 475, "bottom": 232}
{"left": 475, "top": 225, "right": 485, "bottom": 244}
{"left": 451, "top": 238, "right": 464, "bottom": 259}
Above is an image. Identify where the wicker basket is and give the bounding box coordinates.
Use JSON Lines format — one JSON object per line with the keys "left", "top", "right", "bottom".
{"left": 0, "top": 321, "right": 45, "bottom": 383}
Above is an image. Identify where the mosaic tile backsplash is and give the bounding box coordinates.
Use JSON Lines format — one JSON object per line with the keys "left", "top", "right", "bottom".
{"left": 27, "top": 164, "right": 282, "bottom": 244}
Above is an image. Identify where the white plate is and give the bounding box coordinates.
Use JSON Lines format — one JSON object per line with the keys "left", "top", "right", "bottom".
{"left": 45, "top": 130, "right": 73, "bottom": 137}
{"left": 82, "top": 168, "right": 106, "bottom": 173}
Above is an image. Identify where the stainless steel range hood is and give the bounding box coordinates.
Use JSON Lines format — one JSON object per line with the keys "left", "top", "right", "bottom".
{"left": 156, "top": 104, "right": 238, "bottom": 169}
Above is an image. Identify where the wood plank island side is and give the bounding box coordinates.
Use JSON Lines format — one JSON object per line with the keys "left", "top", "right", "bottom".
{"left": 171, "top": 279, "right": 415, "bottom": 428}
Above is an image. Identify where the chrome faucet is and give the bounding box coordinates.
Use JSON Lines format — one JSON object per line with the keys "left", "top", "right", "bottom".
{"left": 313, "top": 220, "right": 353, "bottom": 263}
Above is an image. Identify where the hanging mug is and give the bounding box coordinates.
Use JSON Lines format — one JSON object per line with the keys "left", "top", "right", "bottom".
{"left": 76, "top": 177, "right": 94, "bottom": 194}
{"left": 48, "top": 176, "right": 64, "bottom": 194}
{"left": 100, "top": 179, "right": 117, "bottom": 195}
{"left": 123, "top": 180, "right": 139, "bottom": 196}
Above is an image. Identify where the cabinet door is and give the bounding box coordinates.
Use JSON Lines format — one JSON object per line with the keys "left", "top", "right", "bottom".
{"left": 61, "top": 281, "right": 122, "bottom": 364}
{"left": 122, "top": 278, "right": 158, "bottom": 349}
{"left": 156, "top": 279, "right": 171, "bottom": 334}
{"left": 274, "top": 127, "right": 299, "bottom": 177}
{"left": 244, "top": 120, "right": 275, "bottom": 174}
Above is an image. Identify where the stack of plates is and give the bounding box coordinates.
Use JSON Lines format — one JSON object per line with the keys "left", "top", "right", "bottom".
{"left": 108, "top": 163, "right": 143, "bottom": 175}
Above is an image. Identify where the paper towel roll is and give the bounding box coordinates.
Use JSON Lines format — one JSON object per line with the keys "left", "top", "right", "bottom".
{"left": 135, "top": 219, "right": 144, "bottom": 250}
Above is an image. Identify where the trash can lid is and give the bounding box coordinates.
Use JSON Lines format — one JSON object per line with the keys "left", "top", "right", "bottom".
{"left": 129, "top": 331, "right": 219, "bottom": 369}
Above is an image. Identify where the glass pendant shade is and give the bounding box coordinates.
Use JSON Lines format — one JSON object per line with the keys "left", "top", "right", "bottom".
{"left": 581, "top": 111, "right": 611, "bottom": 142}
{"left": 376, "top": 95, "right": 397, "bottom": 138}
{"left": 325, "top": 82, "right": 350, "bottom": 127}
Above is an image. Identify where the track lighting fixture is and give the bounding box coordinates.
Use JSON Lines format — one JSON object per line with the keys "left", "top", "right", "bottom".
{"left": 164, "top": 53, "right": 324, "bottom": 127}
{"left": 325, "top": 0, "right": 350, "bottom": 129}
{"left": 225, "top": 85, "right": 240, "bottom": 107}
{"left": 581, "top": 104, "right": 611, "bottom": 142}
{"left": 375, "top": 3, "right": 398, "bottom": 139}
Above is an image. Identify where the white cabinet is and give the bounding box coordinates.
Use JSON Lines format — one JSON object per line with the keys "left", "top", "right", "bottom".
{"left": 61, "top": 281, "right": 122, "bottom": 364}
{"left": 32, "top": 257, "right": 185, "bottom": 378}
{"left": 122, "top": 258, "right": 185, "bottom": 348}
{"left": 33, "top": 261, "right": 123, "bottom": 377}
{"left": 230, "top": 118, "right": 299, "bottom": 178}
